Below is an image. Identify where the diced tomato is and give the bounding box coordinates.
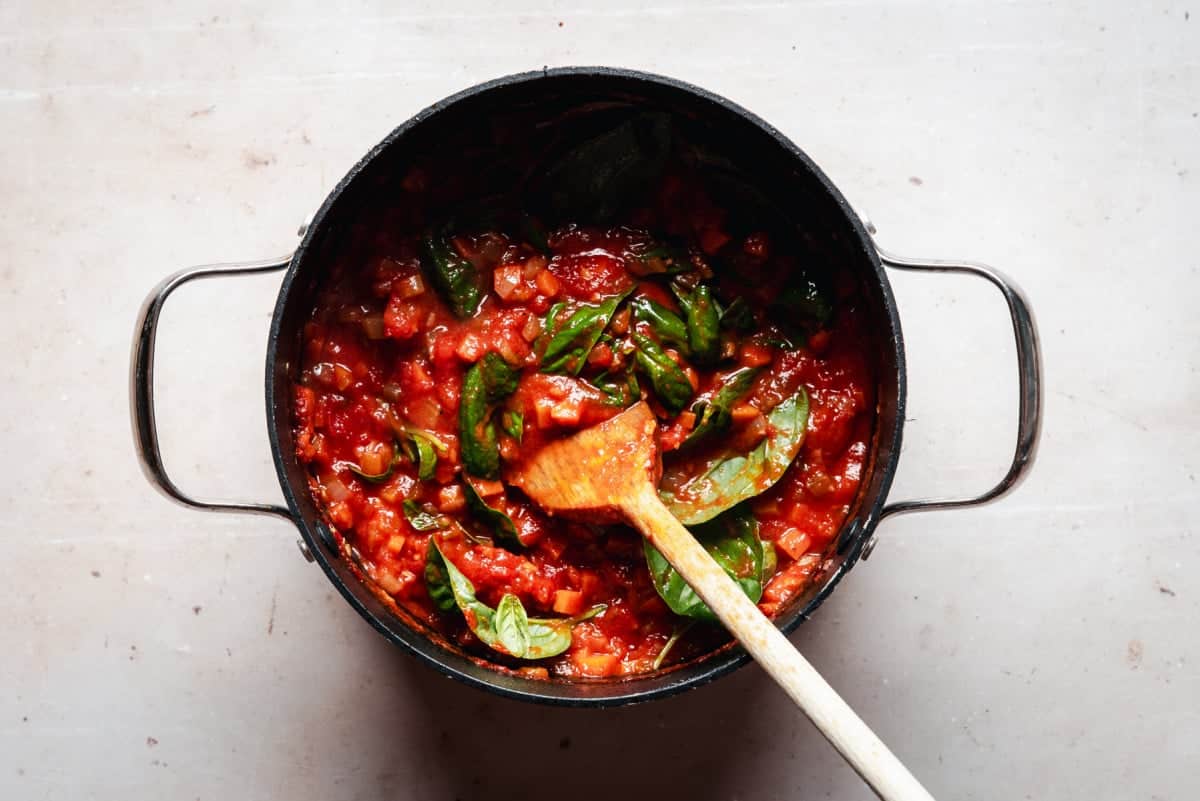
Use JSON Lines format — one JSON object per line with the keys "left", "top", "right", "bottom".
{"left": 548, "top": 252, "right": 630, "bottom": 300}
{"left": 383, "top": 295, "right": 422, "bottom": 339}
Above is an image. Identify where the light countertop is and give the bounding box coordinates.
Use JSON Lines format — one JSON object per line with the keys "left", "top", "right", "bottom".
{"left": 1, "top": 1, "right": 1197, "bottom": 799}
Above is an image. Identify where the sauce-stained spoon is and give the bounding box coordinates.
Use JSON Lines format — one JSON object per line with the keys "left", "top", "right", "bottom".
{"left": 508, "top": 401, "right": 935, "bottom": 801}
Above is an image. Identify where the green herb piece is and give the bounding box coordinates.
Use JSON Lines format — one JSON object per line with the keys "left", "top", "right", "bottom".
{"left": 652, "top": 620, "right": 695, "bottom": 671}
{"left": 681, "top": 367, "right": 761, "bottom": 449}
{"left": 540, "top": 113, "right": 671, "bottom": 223}
{"left": 403, "top": 499, "right": 447, "bottom": 532}
{"left": 539, "top": 287, "right": 633, "bottom": 375}
{"left": 425, "top": 539, "right": 605, "bottom": 659}
{"left": 591, "top": 368, "right": 640, "bottom": 408}
{"left": 397, "top": 430, "right": 441, "bottom": 481}
{"left": 500, "top": 409, "right": 524, "bottom": 442}
{"left": 673, "top": 282, "right": 720, "bottom": 365}
{"left": 543, "top": 301, "right": 567, "bottom": 336}
{"left": 459, "top": 353, "right": 520, "bottom": 479}
{"left": 645, "top": 506, "right": 767, "bottom": 622}
{"left": 463, "top": 480, "right": 523, "bottom": 551}
{"left": 761, "top": 539, "right": 778, "bottom": 582}
{"left": 421, "top": 235, "right": 483, "bottom": 318}
{"left": 631, "top": 296, "right": 689, "bottom": 352}
{"left": 631, "top": 331, "right": 694, "bottom": 413}
{"left": 661, "top": 387, "right": 809, "bottom": 525}
{"left": 720, "top": 296, "right": 755, "bottom": 332}
{"left": 772, "top": 280, "right": 832, "bottom": 326}
{"left": 632, "top": 244, "right": 693, "bottom": 277}
{"left": 424, "top": 539, "right": 458, "bottom": 613}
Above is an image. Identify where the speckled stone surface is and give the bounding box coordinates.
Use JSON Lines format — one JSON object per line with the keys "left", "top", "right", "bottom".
{"left": 1, "top": 1, "right": 1197, "bottom": 799}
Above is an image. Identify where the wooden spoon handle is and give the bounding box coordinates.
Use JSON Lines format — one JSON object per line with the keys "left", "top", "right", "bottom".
{"left": 624, "top": 486, "right": 936, "bottom": 801}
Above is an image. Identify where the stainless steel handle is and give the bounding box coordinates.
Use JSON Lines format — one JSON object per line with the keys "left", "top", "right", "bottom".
{"left": 130, "top": 256, "right": 295, "bottom": 520}
{"left": 876, "top": 248, "right": 1043, "bottom": 523}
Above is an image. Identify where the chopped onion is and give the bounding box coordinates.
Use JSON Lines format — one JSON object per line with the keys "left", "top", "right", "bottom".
{"left": 520, "top": 313, "right": 542, "bottom": 342}
{"left": 397, "top": 273, "right": 425, "bottom": 299}
{"left": 360, "top": 314, "right": 386, "bottom": 339}
{"left": 493, "top": 263, "right": 523, "bottom": 300}
{"left": 325, "top": 477, "right": 351, "bottom": 502}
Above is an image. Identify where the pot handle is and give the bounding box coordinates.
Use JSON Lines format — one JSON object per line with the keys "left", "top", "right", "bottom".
{"left": 130, "top": 256, "right": 296, "bottom": 522}
{"left": 875, "top": 247, "right": 1043, "bottom": 524}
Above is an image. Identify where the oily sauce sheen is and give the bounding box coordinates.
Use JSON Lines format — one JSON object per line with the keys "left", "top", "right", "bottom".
{"left": 293, "top": 199, "right": 875, "bottom": 679}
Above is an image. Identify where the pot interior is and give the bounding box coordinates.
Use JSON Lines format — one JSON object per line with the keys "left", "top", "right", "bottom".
{"left": 267, "top": 68, "right": 904, "bottom": 705}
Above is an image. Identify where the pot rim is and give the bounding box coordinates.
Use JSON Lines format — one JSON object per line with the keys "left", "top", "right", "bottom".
{"left": 264, "top": 66, "right": 906, "bottom": 706}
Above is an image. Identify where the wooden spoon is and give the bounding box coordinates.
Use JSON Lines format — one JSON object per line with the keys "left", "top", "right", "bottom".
{"left": 509, "top": 402, "right": 936, "bottom": 801}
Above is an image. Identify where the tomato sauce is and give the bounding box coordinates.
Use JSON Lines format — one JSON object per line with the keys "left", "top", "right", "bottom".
{"left": 292, "top": 197, "right": 875, "bottom": 679}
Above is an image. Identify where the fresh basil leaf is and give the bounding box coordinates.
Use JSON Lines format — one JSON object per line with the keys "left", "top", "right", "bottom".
{"left": 631, "top": 296, "right": 689, "bottom": 353}
{"left": 421, "top": 235, "right": 483, "bottom": 318}
{"left": 423, "top": 538, "right": 458, "bottom": 613}
{"left": 672, "top": 282, "right": 720, "bottom": 365}
{"left": 399, "top": 430, "right": 440, "bottom": 481}
{"left": 680, "top": 367, "right": 761, "bottom": 449}
{"left": 543, "top": 301, "right": 567, "bottom": 336}
{"left": 631, "top": 331, "right": 694, "bottom": 413}
{"left": 772, "top": 280, "right": 832, "bottom": 326}
{"left": 540, "top": 113, "right": 671, "bottom": 223}
{"left": 590, "top": 368, "right": 640, "bottom": 408}
{"left": 425, "top": 539, "right": 604, "bottom": 660}
{"left": 720, "top": 296, "right": 755, "bottom": 332}
{"left": 494, "top": 593, "right": 532, "bottom": 657}
{"left": 500, "top": 409, "right": 523, "bottom": 443}
{"left": 403, "top": 499, "right": 447, "bottom": 532}
{"left": 539, "top": 287, "right": 633, "bottom": 375}
{"left": 463, "top": 480, "right": 523, "bottom": 551}
{"left": 761, "top": 539, "right": 778, "bottom": 582}
{"left": 661, "top": 387, "right": 809, "bottom": 525}
{"left": 459, "top": 353, "right": 519, "bottom": 478}
{"left": 631, "top": 243, "right": 693, "bottom": 277}
{"left": 645, "top": 506, "right": 766, "bottom": 622}
{"left": 521, "top": 604, "right": 605, "bottom": 660}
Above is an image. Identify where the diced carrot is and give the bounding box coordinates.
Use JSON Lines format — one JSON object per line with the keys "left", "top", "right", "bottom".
{"left": 740, "top": 342, "right": 774, "bottom": 368}
{"left": 573, "top": 652, "right": 620, "bottom": 677}
{"left": 386, "top": 535, "right": 407, "bottom": 553}
{"left": 553, "top": 589, "right": 585, "bottom": 616}
{"left": 730, "top": 402, "right": 759, "bottom": 424}
{"left": 676, "top": 410, "right": 696, "bottom": 431}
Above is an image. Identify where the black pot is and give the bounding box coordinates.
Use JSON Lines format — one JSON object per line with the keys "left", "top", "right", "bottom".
{"left": 132, "top": 67, "right": 1041, "bottom": 707}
